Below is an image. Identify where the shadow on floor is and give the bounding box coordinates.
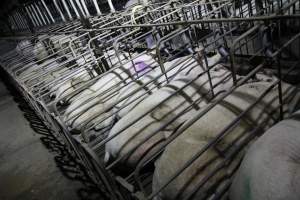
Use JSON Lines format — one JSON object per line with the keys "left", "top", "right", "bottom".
{"left": 1, "top": 75, "right": 109, "bottom": 200}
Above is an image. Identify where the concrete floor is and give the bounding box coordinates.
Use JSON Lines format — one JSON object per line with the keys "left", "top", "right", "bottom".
{"left": 0, "top": 40, "right": 106, "bottom": 199}
{"left": 0, "top": 80, "right": 98, "bottom": 200}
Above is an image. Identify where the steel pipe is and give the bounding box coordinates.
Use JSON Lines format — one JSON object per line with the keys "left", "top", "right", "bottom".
{"left": 53, "top": 0, "right": 67, "bottom": 22}
{"left": 35, "top": 3, "right": 48, "bottom": 25}
{"left": 41, "top": 0, "right": 55, "bottom": 23}
{"left": 75, "top": 0, "right": 87, "bottom": 17}
{"left": 38, "top": 1, "right": 51, "bottom": 24}
{"left": 80, "top": 0, "right": 91, "bottom": 17}
{"left": 14, "top": 12, "right": 25, "bottom": 29}
{"left": 68, "top": 0, "right": 81, "bottom": 18}
{"left": 107, "top": 0, "right": 116, "bottom": 13}
{"left": 26, "top": 6, "right": 40, "bottom": 26}
{"left": 62, "top": 0, "right": 73, "bottom": 20}
{"left": 91, "top": 0, "right": 102, "bottom": 15}
{"left": 31, "top": 4, "right": 44, "bottom": 26}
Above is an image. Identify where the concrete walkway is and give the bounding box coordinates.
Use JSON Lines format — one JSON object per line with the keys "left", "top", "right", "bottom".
{"left": 0, "top": 81, "right": 103, "bottom": 200}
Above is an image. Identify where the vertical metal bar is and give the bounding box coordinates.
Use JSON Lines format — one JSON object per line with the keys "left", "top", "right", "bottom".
{"left": 9, "top": 16, "right": 17, "bottom": 30}
{"left": 75, "top": 0, "right": 86, "bottom": 17}
{"left": 7, "top": 17, "right": 15, "bottom": 31}
{"left": 28, "top": 5, "right": 42, "bottom": 26}
{"left": 15, "top": 12, "right": 25, "bottom": 29}
{"left": 62, "top": 0, "right": 73, "bottom": 20}
{"left": 38, "top": 1, "right": 51, "bottom": 24}
{"left": 31, "top": 4, "right": 44, "bottom": 26}
{"left": 80, "top": 0, "right": 91, "bottom": 17}
{"left": 19, "top": 12, "right": 29, "bottom": 29}
{"left": 20, "top": 7, "right": 35, "bottom": 33}
{"left": 19, "top": 11, "right": 30, "bottom": 29}
{"left": 68, "top": 0, "right": 81, "bottom": 18}
{"left": 14, "top": 12, "right": 25, "bottom": 29}
{"left": 12, "top": 13, "right": 20, "bottom": 30}
{"left": 13, "top": 13, "right": 23, "bottom": 30}
{"left": 41, "top": 0, "right": 56, "bottom": 23}
{"left": 107, "top": 0, "right": 116, "bottom": 13}
{"left": 91, "top": 0, "right": 102, "bottom": 15}
{"left": 35, "top": 3, "right": 48, "bottom": 25}
{"left": 53, "top": 0, "right": 67, "bottom": 22}
{"left": 277, "top": 52, "right": 284, "bottom": 120}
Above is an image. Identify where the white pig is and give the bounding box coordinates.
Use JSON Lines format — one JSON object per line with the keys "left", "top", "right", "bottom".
{"left": 229, "top": 110, "right": 300, "bottom": 200}
{"left": 104, "top": 53, "right": 233, "bottom": 167}
{"left": 63, "top": 53, "right": 158, "bottom": 130}
{"left": 152, "top": 80, "right": 298, "bottom": 200}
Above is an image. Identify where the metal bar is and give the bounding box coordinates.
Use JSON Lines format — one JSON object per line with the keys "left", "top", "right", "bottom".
{"left": 62, "top": 0, "right": 73, "bottom": 20}
{"left": 14, "top": 12, "right": 25, "bottom": 29}
{"left": 147, "top": 63, "right": 266, "bottom": 199}
{"left": 9, "top": 15, "right": 17, "bottom": 30}
{"left": 24, "top": 6, "right": 38, "bottom": 26}
{"left": 37, "top": 1, "right": 51, "bottom": 24}
{"left": 35, "top": 3, "right": 48, "bottom": 25}
{"left": 91, "top": 0, "right": 102, "bottom": 15}
{"left": 75, "top": 0, "right": 87, "bottom": 17}
{"left": 68, "top": 0, "right": 81, "bottom": 19}
{"left": 17, "top": 11, "right": 29, "bottom": 29}
{"left": 41, "top": 0, "right": 56, "bottom": 23}
{"left": 80, "top": 0, "right": 91, "bottom": 17}
{"left": 107, "top": 0, "right": 116, "bottom": 13}
{"left": 34, "top": 14, "right": 300, "bottom": 34}
{"left": 53, "top": 0, "right": 67, "bottom": 22}
{"left": 31, "top": 4, "right": 44, "bottom": 26}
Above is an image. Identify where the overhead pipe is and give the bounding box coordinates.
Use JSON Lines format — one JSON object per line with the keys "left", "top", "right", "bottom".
{"left": 107, "top": 0, "right": 115, "bottom": 13}
{"left": 34, "top": 3, "right": 48, "bottom": 25}
{"left": 74, "top": 0, "right": 86, "bottom": 17}
{"left": 38, "top": 1, "right": 51, "bottom": 24}
{"left": 53, "top": 0, "right": 67, "bottom": 22}
{"left": 91, "top": 0, "right": 102, "bottom": 15}
{"left": 30, "top": 4, "right": 44, "bottom": 26}
{"left": 41, "top": 0, "right": 55, "bottom": 23}
{"left": 68, "top": 0, "right": 80, "bottom": 19}
{"left": 80, "top": 0, "right": 90, "bottom": 17}
{"left": 61, "top": 0, "right": 73, "bottom": 20}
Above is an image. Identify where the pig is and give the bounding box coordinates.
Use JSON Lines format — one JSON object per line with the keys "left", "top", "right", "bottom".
{"left": 33, "top": 41, "right": 49, "bottom": 61}
{"left": 63, "top": 53, "right": 158, "bottom": 130}
{"left": 152, "top": 80, "right": 298, "bottom": 200}
{"left": 229, "top": 110, "right": 300, "bottom": 200}
{"left": 104, "top": 53, "right": 233, "bottom": 168}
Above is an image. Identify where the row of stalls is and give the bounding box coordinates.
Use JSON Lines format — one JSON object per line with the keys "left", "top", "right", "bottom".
{"left": 1, "top": 0, "right": 300, "bottom": 199}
